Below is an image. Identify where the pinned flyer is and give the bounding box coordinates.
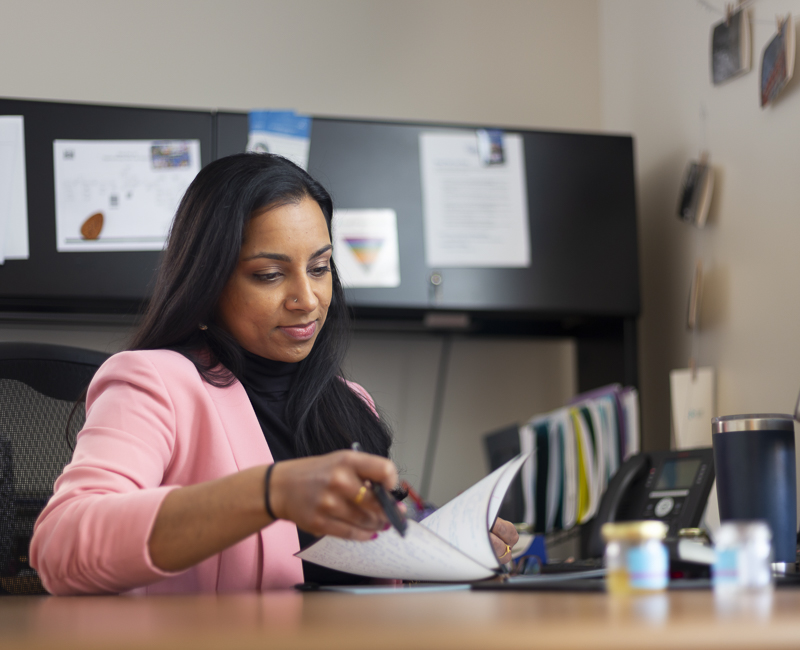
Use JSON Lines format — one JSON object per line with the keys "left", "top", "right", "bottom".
{"left": 420, "top": 130, "right": 530, "bottom": 268}
{"left": 247, "top": 110, "right": 312, "bottom": 170}
{"left": 53, "top": 139, "right": 201, "bottom": 252}
{"left": 0, "top": 116, "right": 29, "bottom": 262}
{"left": 332, "top": 209, "right": 400, "bottom": 288}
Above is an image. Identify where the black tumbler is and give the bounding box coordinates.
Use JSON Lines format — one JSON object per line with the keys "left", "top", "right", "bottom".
{"left": 712, "top": 414, "right": 797, "bottom": 563}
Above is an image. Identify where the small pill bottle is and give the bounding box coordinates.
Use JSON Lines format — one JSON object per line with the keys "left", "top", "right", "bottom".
{"left": 712, "top": 521, "right": 773, "bottom": 593}
{"left": 602, "top": 521, "right": 669, "bottom": 594}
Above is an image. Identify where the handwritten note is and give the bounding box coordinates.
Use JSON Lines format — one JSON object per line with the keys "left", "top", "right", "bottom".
{"left": 421, "top": 454, "right": 527, "bottom": 569}
{"left": 296, "top": 454, "right": 529, "bottom": 582}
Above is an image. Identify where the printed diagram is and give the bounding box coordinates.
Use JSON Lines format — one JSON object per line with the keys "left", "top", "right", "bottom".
{"left": 333, "top": 209, "right": 400, "bottom": 288}
{"left": 54, "top": 140, "right": 201, "bottom": 252}
{"left": 343, "top": 237, "right": 385, "bottom": 271}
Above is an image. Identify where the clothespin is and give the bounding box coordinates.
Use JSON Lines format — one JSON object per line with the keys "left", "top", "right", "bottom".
{"left": 725, "top": 3, "right": 732, "bottom": 26}
{"left": 777, "top": 14, "right": 785, "bottom": 33}
{"left": 699, "top": 150, "right": 709, "bottom": 165}
{"left": 690, "top": 356, "right": 697, "bottom": 381}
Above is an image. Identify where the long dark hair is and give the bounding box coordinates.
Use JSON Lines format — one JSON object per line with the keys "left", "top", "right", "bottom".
{"left": 130, "top": 153, "right": 392, "bottom": 458}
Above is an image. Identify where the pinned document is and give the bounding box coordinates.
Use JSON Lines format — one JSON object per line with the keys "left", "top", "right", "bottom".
{"left": 0, "top": 116, "right": 30, "bottom": 262}
{"left": 419, "top": 130, "right": 529, "bottom": 268}
{"left": 247, "top": 110, "right": 311, "bottom": 170}
{"left": 332, "top": 209, "right": 400, "bottom": 288}
{"left": 53, "top": 139, "right": 201, "bottom": 252}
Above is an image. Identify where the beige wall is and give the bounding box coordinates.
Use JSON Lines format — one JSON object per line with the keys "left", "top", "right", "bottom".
{"left": 0, "top": 0, "right": 601, "bottom": 130}
{"left": 600, "top": 0, "right": 800, "bottom": 453}
{"left": 0, "top": 0, "right": 602, "bottom": 504}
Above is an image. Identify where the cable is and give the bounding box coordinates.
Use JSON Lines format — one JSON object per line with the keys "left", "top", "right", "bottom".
{"left": 418, "top": 334, "right": 453, "bottom": 500}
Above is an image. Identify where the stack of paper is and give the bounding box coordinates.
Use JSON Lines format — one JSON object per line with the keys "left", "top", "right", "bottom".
{"left": 519, "top": 384, "right": 640, "bottom": 534}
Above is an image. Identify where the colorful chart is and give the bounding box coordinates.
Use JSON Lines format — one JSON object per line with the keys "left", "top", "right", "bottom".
{"left": 344, "top": 237, "right": 384, "bottom": 270}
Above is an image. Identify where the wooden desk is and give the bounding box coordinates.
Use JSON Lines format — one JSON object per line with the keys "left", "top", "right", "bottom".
{"left": 4, "top": 588, "right": 800, "bottom": 650}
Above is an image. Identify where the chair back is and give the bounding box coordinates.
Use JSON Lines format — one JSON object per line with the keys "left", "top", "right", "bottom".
{"left": 0, "top": 343, "right": 110, "bottom": 594}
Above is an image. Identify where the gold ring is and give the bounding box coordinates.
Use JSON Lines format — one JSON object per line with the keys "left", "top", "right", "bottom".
{"left": 354, "top": 485, "right": 368, "bottom": 505}
{"left": 499, "top": 544, "right": 512, "bottom": 559}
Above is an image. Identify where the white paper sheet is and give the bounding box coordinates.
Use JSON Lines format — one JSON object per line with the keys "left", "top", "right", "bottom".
{"left": 422, "top": 453, "right": 528, "bottom": 570}
{"left": 297, "top": 520, "right": 495, "bottom": 582}
{"left": 297, "top": 454, "right": 529, "bottom": 582}
{"left": 53, "top": 139, "right": 201, "bottom": 252}
{"left": 621, "top": 387, "right": 641, "bottom": 457}
{"left": 332, "top": 209, "right": 400, "bottom": 288}
{"left": 246, "top": 110, "right": 311, "bottom": 170}
{"left": 0, "top": 116, "right": 30, "bottom": 261}
{"left": 670, "top": 367, "right": 715, "bottom": 449}
{"left": 420, "top": 130, "right": 530, "bottom": 268}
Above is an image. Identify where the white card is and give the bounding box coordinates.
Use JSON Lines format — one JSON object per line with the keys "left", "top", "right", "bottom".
{"left": 670, "top": 367, "right": 715, "bottom": 449}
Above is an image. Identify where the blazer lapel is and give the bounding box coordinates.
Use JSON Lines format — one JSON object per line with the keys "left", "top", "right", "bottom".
{"left": 204, "top": 377, "right": 275, "bottom": 470}
{"left": 203, "top": 376, "right": 303, "bottom": 589}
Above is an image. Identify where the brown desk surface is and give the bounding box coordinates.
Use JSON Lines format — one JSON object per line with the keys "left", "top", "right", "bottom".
{"left": 4, "top": 588, "right": 800, "bottom": 650}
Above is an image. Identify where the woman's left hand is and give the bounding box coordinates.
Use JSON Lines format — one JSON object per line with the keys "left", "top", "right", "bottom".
{"left": 490, "top": 518, "right": 519, "bottom": 564}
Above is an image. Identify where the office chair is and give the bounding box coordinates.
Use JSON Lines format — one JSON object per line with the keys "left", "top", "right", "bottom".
{"left": 0, "top": 342, "right": 110, "bottom": 595}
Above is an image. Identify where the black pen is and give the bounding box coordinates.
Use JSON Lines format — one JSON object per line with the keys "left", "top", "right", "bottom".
{"left": 351, "top": 442, "right": 407, "bottom": 537}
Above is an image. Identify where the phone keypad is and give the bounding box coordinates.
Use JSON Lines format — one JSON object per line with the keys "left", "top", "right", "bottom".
{"left": 654, "top": 497, "right": 675, "bottom": 517}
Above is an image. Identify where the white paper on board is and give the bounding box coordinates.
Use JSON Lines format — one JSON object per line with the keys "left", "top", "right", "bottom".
{"left": 0, "top": 116, "right": 30, "bottom": 262}
{"left": 419, "top": 131, "right": 530, "bottom": 268}
{"left": 332, "top": 209, "right": 400, "bottom": 288}
{"left": 246, "top": 110, "right": 311, "bottom": 170}
{"left": 53, "top": 139, "right": 201, "bottom": 252}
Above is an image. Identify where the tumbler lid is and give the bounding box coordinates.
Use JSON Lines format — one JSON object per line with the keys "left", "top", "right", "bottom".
{"left": 712, "top": 413, "right": 794, "bottom": 434}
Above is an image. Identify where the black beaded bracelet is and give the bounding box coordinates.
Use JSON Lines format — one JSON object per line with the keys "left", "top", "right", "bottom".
{"left": 264, "top": 463, "right": 279, "bottom": 520}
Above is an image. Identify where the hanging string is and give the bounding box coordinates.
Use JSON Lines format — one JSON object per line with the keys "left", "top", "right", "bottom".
{"left": 697, "top": 0, "right": 796, "bottom": 26}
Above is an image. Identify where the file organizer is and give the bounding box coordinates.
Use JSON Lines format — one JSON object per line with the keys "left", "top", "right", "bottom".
{"left": 485, "top": 384, "right": 640, "bottom": 533}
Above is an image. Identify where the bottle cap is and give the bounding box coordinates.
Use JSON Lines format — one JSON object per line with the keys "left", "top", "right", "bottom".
{"left": 601, "top": 520, "right": 668, "bottom": 542}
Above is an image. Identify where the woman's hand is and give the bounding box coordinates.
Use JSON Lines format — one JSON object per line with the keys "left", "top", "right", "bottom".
{"left": 490, "top": 517, "right": 519, "bottom": 564}
{"left": 149, "top": 450, "right": 397, "bottom": 572}
{"left": 269, "top": 450, "right": 397, "bottom": 541}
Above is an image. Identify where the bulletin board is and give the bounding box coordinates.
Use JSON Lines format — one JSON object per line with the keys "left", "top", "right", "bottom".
{"left": 0, "top": 98, "right": 214, "bottom": 314}
{"left": 216, "top": 112, "right": 640, "bottom": 320}
{"left": 0, "top": 99, "right": 639, "bottom": 327}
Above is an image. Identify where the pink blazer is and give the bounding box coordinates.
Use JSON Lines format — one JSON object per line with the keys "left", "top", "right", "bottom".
{"left": 30, "top": 349, "right": 373, "bottom": 596}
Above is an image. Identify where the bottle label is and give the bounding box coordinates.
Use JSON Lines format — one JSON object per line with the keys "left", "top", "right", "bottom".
{"left": 713, "top": 548, "right": 738, "bottom": 585}
{"left": 627, "top": 544, "right": 668, "bottom": 590}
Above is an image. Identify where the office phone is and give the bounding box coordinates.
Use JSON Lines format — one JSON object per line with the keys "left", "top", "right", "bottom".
{"left": 584, "top": 448, "right": 715, "bottom": 558}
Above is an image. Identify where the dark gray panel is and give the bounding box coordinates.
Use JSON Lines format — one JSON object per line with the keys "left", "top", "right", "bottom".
{"left": 216, "top": 115, "right": 640, "bottom": 317}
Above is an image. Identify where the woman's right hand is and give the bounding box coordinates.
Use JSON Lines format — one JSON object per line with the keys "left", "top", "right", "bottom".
{"left": 268, "top": 450, "right": 397, "bottom": 541}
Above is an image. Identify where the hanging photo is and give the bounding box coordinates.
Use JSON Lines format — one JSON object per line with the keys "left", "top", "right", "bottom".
{"left": 677, "top": 154, "right": 714, "bottom": 228}
{"left": 710, "top": 6, "right": 751, "bottom": 85}
{"left": 760, "top": 14, "right": 796, "bottom": 107}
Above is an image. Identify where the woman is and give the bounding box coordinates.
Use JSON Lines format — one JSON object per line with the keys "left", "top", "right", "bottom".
{"left": 30, "top": 153, "right": 518, "bottom": 595}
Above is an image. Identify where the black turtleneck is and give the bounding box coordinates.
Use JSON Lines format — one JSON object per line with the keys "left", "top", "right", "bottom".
{"left": 238, "top": 349, "right": 367, "bottom": 586}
